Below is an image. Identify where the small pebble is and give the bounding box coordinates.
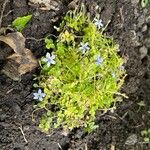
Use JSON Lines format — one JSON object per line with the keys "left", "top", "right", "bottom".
{"left": 130, "top": 31, "right": 142, "bottom": 47}
{"left": 144, "top": 37, "right": 150, "bottom": 48}
{"left": 139, "top": 46, "right": 148, "bottom": 59}
{"left": 137, "top": 15, "right": 145, "bottom": 27}
{"left": 61, "top": 129, "right": 69, "bottom": 136}
{"left": 13, "top": 103, "right": 21, "bottom": 115}
{"left": 146, "top": 17, "right": 150, "bottom": 26}
{"left": 131, "top": 0, "right": 139, "bottom": 5}
{"left": 13, "top": 0, "right": 27, "bottom": 7}
{"left": 125, "top": 134, "right": 138, "bottom": 145}
{"left": 141, "top": 24, "right": 147, "bottom": 33}
{"left": 34, "top": 11, "right": 40, "bottom": 17}
{"left": 23, "top": 125, "right": 30, "bottom": 131}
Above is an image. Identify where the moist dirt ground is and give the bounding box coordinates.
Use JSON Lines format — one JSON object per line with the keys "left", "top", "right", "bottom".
{"left": 0, "top": 0, "right": 150, "bottom": 150}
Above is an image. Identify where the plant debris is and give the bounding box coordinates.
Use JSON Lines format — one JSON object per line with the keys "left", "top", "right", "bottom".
{"left": 28, "top": 0, "right": 62, "bottom": 11}
{"left": 0, "top": 31, "right": 38, "bottom": 80}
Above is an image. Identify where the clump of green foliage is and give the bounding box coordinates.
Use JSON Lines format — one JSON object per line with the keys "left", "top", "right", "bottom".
{"left": 34, "top": 6, "right": 126, "bottom": 132}
{"left": 141, "top": 129, "right": 150, "bottom": 142}
{"left": 12, "top": 14, "right": 32, "bottom": 31}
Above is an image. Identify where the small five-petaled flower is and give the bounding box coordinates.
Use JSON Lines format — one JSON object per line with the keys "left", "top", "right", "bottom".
{"left": 94, "top": 18, "right": 103, "bottom": 29}
{"left": 95, "top": 55, "right": 103, "bottom": 65}
{"left": 79, "top": 42, "right": 90, "bottom": 54}
{"left": 43, "top": 52, "right": 56, "bottom": 67}
{"left": 33, "top": 89, "right": 46, "bottom": 101}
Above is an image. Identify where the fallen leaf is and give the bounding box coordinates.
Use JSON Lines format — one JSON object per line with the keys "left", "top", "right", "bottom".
{"left": 12, "top": 15, "right": 32, "bottom": 32}
{"left": 0, "top": 32, "right": 25, "bottom": 54}
{"left": 0, "top": 31, "right": 38, "bottom": 80}
{"left": 8, "top": 48, "right": 38, "bottom": 75}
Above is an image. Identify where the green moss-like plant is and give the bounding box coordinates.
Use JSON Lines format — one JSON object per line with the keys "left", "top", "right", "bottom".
{"left": 34, "top": 6, "right": 126, "bottom": 132}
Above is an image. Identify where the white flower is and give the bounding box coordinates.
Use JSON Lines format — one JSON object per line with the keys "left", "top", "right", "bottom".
{"left": 43, "top": 52, "right": 56, "bottom": 67}
{"left": 33, "top": 89, "right": 46, "bottom": 101}
{"left": 79, "top": 42, "right": 90, "bottom": 54}
{"left": 94, "top": 18, "right": 103, "bottom": 29}
{"left": 95, "top": 55, "right": 103, "bottom": 65}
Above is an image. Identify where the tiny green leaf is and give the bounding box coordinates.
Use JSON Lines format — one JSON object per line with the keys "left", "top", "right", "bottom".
{"left": 144, "top": 137, "right": 150, "bottom": 142}
{"left": 137, "top": 101, "right": 145, "bottom": 107}
{"left": 12, "top": 15, "right": 32, "bottom": 31}
{"left": 141, "top": 0, "right": 149, "bottom": 8}
{"left": 141, "top": 130, "right": 148, "bottom": 136}
{"left": 33, "top": 83, "right": 39, "bottom": 88}
{"left": 45, "top": 38, "right": 55, "bottom": 49}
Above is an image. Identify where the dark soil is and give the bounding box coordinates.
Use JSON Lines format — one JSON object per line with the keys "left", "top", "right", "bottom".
{"left": 0, "top": 0, "right": 150, "bottom": 150}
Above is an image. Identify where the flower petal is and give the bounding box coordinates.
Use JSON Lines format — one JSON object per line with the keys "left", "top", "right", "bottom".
{"left": 33, "top": 93, "right": 38, "bottom": 96}
{"left": 47, "top": 62, "right": 51, "bottom": 67}
{"left": 38, "top": 89, "right": 42, "bottom": 94}
{"left": 38, "top": 96, "right": 44, "bottom": 101}
{"left": 51, "top": 60, "right": 56, "bottom": 64}
{"left": 82, "top": 49, "right": 86, "bottom": 54}
{"left": 80, "top": 42, "right": 84, "bottom": 46}
{"left": 79, "top": 47, "right": 83, "bottom": 50}
{"left": 85, "top": 42, "right": 88, "bottom": 46}
{"left": 86, "top": 47, "right": 90, "bottom": 50}
{"left": 46, "top": 52, "right": 51, "bottom": 58}
{"left": 51, "top": 54, "right": 56, "bottom": 59}
{"left": 94, "top": 18, "right": 98, "bottom": 22}
{"left": 33, "top": 96, "right": 39, "bottom": 99}
{"left": 41, "top": 93, "right": 46, "bottom": 97}
{"left": 42, "top": 58, "right": 48, "bottom": 62}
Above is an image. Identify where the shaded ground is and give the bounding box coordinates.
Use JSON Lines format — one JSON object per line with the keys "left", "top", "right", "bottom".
{"left": 0, "top": 0, "right": 150, "bottom": 150}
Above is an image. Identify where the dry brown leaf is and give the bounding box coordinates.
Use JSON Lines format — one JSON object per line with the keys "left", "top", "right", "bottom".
{"left": 0, "top": 32, "right": 25, "bottom": 54}
{"left": 0, "top": 32, "right": 38, "bottom": 80}
{"left": 8, "top": 48, "right": 38, "bottom": 75}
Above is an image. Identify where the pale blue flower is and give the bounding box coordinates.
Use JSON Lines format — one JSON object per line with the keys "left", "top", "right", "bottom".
{"left": 79, "top": 42, "right": 90, "bottom": 54}
{"left": 43, "top": 52, "right": 56, "bottom": 67}
{"left": 94, "top": 18, "right": 104, "bottom": 29}
{"left": 95, "top": 55, "right": 103, "bottom": 65}
{"left": 33, "top": 89, "right": 46, "bottom": 101}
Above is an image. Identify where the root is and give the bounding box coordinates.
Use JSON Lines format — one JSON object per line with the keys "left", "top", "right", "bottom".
{"left": 0, "top": 0, "right": 9, "bottom": 28}
{"left": 18, "top": 125, "right": 28, "bottom": 143}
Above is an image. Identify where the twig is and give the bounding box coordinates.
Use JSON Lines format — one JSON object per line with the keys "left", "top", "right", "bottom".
{"left": 119, "top": 7, "right": 124, "bottom": 28}
{"left": 18, "top": 126, "right": 28, "bottom": 143}
{"left": 85, "top": 144, "right": 88, "bottom": 150}
{"left": 110, "top": 144, "right": 115, "bottom": 150}
{"left": 26, "top": 37, "right": 44, "bottom": 42}
{"left": 0, "top": 0, "right": 9, "bottom": 28}
{"left": 3, "top": 10, "right": 13, "bottom": 18}
{"left": 46, "top": 129, "right": 55, "bottom": 137}
{"left": 114, "top": 112, "right": 130, "bottom": 127}
{"left": 26, "top": 34, "right": 58, "bottom": 42}
{"left": 57, "top": 143, "right": 63, "bottom": 150}
{"left": 6, "top": 88, "right": 14, "bottom": 94}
